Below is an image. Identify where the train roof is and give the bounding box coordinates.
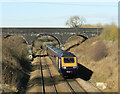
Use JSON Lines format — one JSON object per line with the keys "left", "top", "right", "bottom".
{"left": 46, "top": 44, "right": 76, "bottom": 57}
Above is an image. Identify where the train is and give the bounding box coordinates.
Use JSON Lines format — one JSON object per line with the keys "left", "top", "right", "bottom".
{"left": 46, "top": 44, "right": 78, "bottom": 76}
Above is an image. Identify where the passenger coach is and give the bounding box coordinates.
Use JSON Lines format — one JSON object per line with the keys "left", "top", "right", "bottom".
{"left": 46, "top": 44, "right": 78, "bottom": 76}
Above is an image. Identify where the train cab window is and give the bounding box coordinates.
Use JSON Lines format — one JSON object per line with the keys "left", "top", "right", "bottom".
{"left": 64, "top": 58, "right": 74, "bottom": 63}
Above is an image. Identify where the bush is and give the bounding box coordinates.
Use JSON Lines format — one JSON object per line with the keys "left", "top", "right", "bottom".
{"left": 101, "top": 23, "right": 118, "bottom": 42}
{"left": 93, "top": 41, "right": 108, "bottom": 61}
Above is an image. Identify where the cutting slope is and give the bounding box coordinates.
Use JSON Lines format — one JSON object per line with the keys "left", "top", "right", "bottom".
{"left": 65, "top": 36, "right": 118, "bottom": 92}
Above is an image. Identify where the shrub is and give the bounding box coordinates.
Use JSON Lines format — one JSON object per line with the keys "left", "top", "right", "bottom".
{"left": 93, "top": 41, "right": 108, "bottom": 61}
{"left": 101, "top": 23, "right": 118, "bottom": 42}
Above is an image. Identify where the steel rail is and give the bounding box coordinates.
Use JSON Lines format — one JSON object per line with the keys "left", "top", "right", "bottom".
{"left": 43, "top": 49, "right": 58, "bottom": 94}
{"left": 64, "top": 79, "right": 76, "bottom": 94}
{"left": 74, "top": 79, "right": 104, "bottom": 93}
{"left": 39, "top": 50, "right": 45, "bottom": 94}
{"left": 74, "top": 79, "right": 88, "bottom": 94}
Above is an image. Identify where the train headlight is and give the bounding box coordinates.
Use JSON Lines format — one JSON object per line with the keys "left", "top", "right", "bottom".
{"left": 63, "top": 67, "right": 66, "bottom": 69}
{"left": 73, "top": 67, "right": 77, "bottom": 69}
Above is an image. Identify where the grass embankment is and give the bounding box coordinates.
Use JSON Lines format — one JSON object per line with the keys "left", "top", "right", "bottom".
{"left": 65, "top": 29, "right": 118, "bottom": 92}
{"left": 2, "top": 35, "right": 31, "bottom": 93}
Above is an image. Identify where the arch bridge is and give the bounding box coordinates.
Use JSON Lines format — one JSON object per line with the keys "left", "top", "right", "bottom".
{"left": 2, "top": 27, "right": 103, "bottom": 48}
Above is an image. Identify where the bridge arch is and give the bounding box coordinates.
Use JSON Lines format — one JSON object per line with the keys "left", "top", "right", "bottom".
{"left": 33, "top": 34, "right": 61, "bottom": 48}
{"left": 65, "top": 34, "right": 88, "bottom": 45}
{"left": 64, "top": 34, "right": 88, "bottom": 51}
{"left": 3, "top": 34, "right": 29, "bottom": 45}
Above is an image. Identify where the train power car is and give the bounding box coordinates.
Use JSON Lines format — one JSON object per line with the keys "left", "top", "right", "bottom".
{"left": 46, "top": 44, "right": 78, "bottom": 76}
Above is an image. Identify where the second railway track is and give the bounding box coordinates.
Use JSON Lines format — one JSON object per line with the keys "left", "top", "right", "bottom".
{"left": 39, "top": 50, "right": 45, "bottom": 94}
{"left": 42, "top": 49, "right": 58, "bottom": 94}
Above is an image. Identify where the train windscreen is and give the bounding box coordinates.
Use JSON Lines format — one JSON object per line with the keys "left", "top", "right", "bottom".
{"left": 64, "top": 58, "right": 74, "bottom": 63}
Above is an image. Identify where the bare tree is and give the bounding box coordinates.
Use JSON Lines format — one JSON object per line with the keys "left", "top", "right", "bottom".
{"left": 65, "top": 16, "right": 86, "bottom": 28}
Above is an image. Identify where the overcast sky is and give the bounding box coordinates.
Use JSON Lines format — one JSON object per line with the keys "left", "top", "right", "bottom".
{"left": 1, "top": 1, "right": 119, "bottom": 27}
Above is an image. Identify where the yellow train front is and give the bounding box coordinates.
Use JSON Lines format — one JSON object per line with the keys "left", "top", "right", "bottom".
{"left": 46, "top": 44, "right": 78, "bottom": 76}
{"left": 60, "top": 54, "right": 78, "bottom": 76}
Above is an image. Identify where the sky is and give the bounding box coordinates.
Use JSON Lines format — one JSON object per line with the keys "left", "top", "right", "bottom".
{"left": 1, "top": 1, "right": 119, "bottom": 27}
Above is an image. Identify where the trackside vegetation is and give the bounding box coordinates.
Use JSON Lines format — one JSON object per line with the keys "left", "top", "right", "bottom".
{"left": 84, "top": 22, "right": 118, "bottom": 42}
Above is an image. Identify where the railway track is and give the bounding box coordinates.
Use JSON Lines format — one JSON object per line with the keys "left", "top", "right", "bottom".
{"left": 42, "top": 49, "right": 88, "bottom": 93}
{"left": 42, "top": 49, "right": 58, "bottom": 94}
{"left": 27, "top": 49, "right": 102, "bottom": 93}
{"left": 64, "top": 78, "right": 88, "bottom": 93}
{"left": 64, "top": 79, "right": 76, "bottom": 94}
{"left": 39, "top": 50, "right": 45, "bottom": 94}
{"left": 74, "top": 79, "right": 87, "bottom": 93}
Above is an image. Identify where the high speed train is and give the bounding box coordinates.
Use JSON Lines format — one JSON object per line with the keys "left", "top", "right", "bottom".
{"left": 46, "top": 44, "right": 78, "bottom": 76}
